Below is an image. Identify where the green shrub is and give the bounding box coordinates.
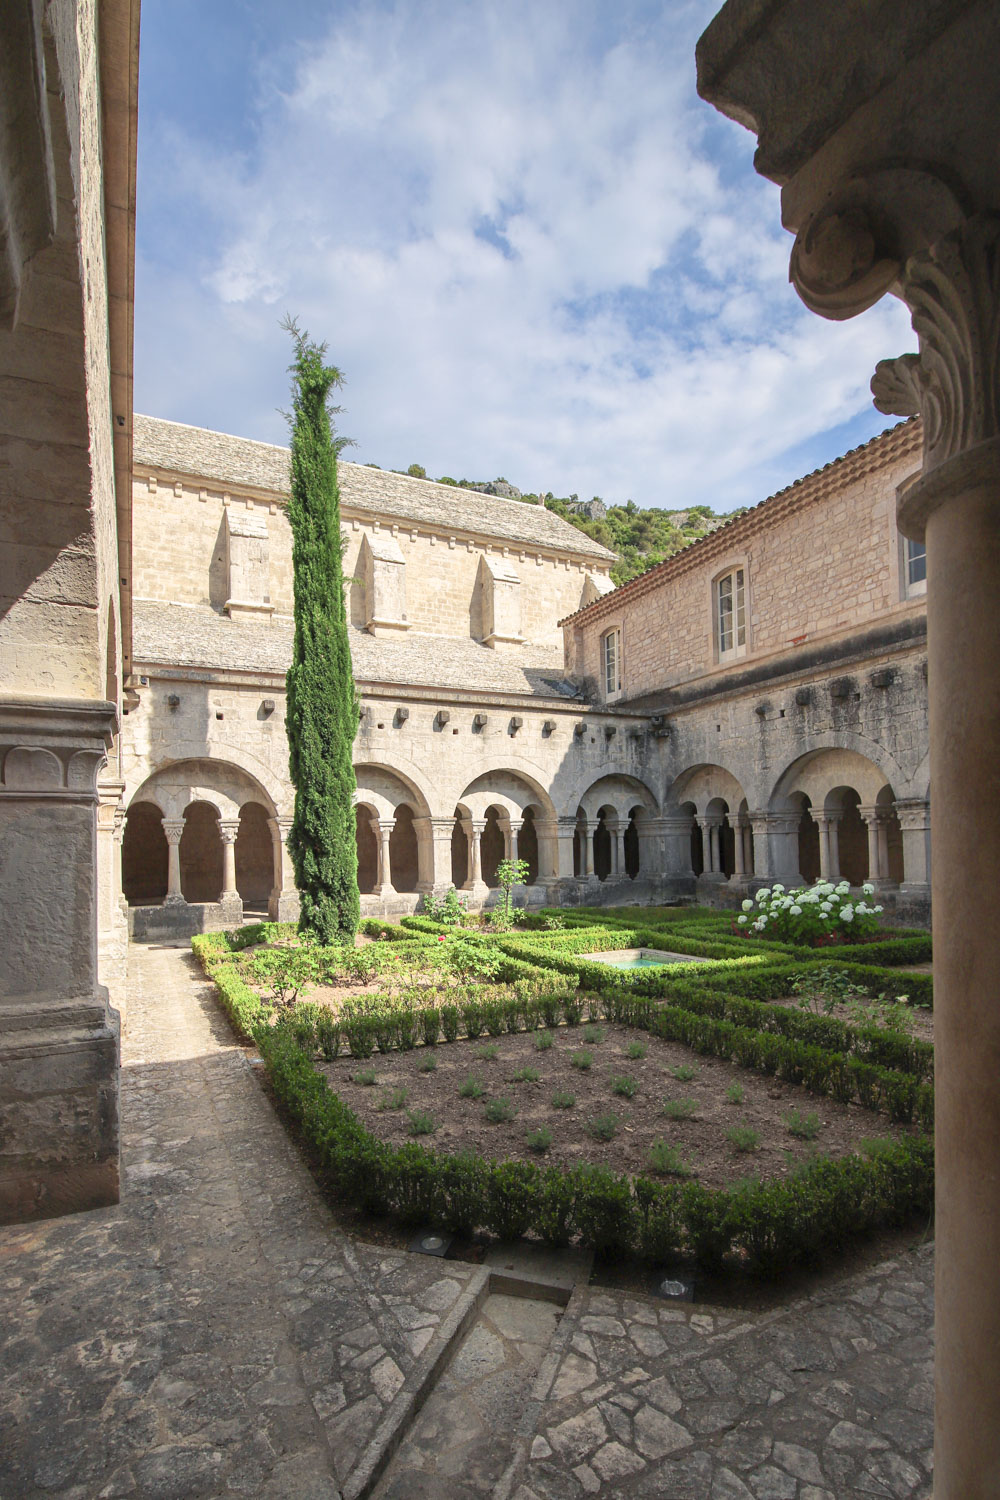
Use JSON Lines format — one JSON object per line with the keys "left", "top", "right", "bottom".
{"left": 458, "top": 1076, "right": 485, "bottom": 1100}
{"left": 417, "top": 1051, "right": 437, "bottom": 1073}
{"left": 534, "top": 1030, "right": 554, "bottom": 1051}
{"left": 728, "top": 1124, "right": 760, "bottom": 1153}
{"left": 513, "top": 1066, "right": 541, "bottom": 1083}
{"left": 662, "top": 1097, "right": 698, "bottom": 1120}
{"left": 526, "top": 1126, "right": 553, "bottom": 1154}
{"left": 551, "top": 1089, "right": 576, "bottom": 1109}
{"left": 406, "top": 1108, "right": 436, "bottom": 1136}
{"left": 475, "top": 1043, "right": 500, "bottom": 1061}
{"left": 785, "top": 1108, "right": 821, "bottom": 1140}
{"left": 611, "top": 1074, "right": 640, "bottom": 1098}
{"left": 485, "top": 1096, "right": 516, "bottom": 1124}
{"left": 376, "top": 1086, "right": 409, "bottom": 1112}
{"left": 353, "top": 1066, "right": 376, "bottom": 1086}
{"left": 587, "top": 1112, "right": 618, "bottom": 1142}
{"left": 570, "top": 1050, "right": 593, "bottom": 1071}
{"left": 648, "top": 1140, "right": 693, "bottom": 1177}
{"left": 625, "top": 1040, "right": 647, "bottom": 1060}
{"left": 725, "top": 1082, "right": 744, "bottom": 1105}
{"left": 671, "top": 1063, "right": 698, "bottom": 1082}
{"left": 582, "top": 1023, "right": 605, "bottom": 1044}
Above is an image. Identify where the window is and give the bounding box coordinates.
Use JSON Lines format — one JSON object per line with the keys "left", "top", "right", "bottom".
{"left": 904, "top": 537, "right": 927, "bottom": 596}
{"left": 716, "top": 567, "right": 747, "bottom": 660}
{"left": 602, "top": 629, "right": 621, "bottom": 698}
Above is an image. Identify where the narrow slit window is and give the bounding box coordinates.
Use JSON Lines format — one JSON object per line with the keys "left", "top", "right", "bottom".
{"left": 905, "top": 538, "right": 927, "bottom": 594}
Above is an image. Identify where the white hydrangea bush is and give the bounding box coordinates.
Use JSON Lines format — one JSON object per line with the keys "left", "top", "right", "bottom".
{"left": 735, "top": 881, "right": 883, "bottom": 945}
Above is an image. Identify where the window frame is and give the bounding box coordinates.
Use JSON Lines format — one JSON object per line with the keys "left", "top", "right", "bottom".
{"left": 713, "top": 562, "right": 749, "bottom": 663}
{"left": 601, "top": 625, "right": 622, "bottom": 701}
{"left": 902, "top": 535, "right": 927, "bottom": 598}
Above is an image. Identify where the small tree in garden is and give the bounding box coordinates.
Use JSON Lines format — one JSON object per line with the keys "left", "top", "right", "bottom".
{"left": 490, "top": 858, "right": 530, "bottom": 930}
{"left": 283, "top": 320, "right": 360, "bottom": 944}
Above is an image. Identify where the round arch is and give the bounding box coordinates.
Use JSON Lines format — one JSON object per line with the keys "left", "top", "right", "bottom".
{"left": 125, "top": 746, "right": 285, "bottom": 817}
{"left": 575, "top": 772, "right": 659, "bottom": 824}
{"left": 667, "top": 763, "right": 748, "bottom": 817}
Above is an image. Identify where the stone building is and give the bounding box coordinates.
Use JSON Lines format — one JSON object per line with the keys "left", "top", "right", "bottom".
{"left": 0, "top": 0, "right": 138, "bottom": 1221}
{"left": 118, "top": 410, "right": 930, "bottom": 936}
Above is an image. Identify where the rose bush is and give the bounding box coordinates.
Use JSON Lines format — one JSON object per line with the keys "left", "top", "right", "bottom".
{"left": 736, "top": 880, "right": 883, "bottom": 945}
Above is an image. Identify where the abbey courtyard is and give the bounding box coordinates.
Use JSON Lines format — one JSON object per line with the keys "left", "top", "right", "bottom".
{"left": 3, "top": 0, "right": 1000, "bottom": 1496}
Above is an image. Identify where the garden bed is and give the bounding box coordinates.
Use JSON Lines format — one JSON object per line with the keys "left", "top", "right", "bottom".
{"left": 321, "top": 1022, "right": 909, "bottom": 1192}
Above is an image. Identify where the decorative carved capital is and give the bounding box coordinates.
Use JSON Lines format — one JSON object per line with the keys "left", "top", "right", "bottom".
{"left": 218, "top": 819, "right": 241, "bottom": 844}
{"left": 897, "top": 213, "right": 1000, "bottom": 470}
{"left": 161, "top": 819, "right": 186, "bottom": 845}
{"left": 790, "top": 205, "right": 899, "bottom": 322}
{"left": 871, "top": 353, "right": 925, "bottom": 418}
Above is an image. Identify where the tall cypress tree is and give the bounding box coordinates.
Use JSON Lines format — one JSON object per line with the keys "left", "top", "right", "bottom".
{"left": 283, "top": 322, "right": 360, "bottom": 943}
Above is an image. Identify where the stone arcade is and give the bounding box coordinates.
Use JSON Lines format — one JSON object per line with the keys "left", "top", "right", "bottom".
{"left": 117, "top": 411, "right": 931, "bottom": 946}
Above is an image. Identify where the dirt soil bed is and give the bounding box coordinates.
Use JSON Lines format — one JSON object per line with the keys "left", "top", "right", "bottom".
{"left": 319, "top": 1023, "right": 909, "bottom": 1192}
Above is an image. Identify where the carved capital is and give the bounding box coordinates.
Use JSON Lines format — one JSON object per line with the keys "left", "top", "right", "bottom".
{"left": 897, "top": 213, "right": 1000, "bottom": 471}
{"left": 161, "top": 819, "right": 186, "bottom": 846}
{"left": 218, "top": 819, "right": 241, "bottom": 845}
{"left": 790, "top": 204, "right": 899, "bottom": 322}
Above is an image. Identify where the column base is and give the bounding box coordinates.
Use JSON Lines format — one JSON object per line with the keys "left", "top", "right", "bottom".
{"left": 164, "top": 893, "right": 188, "bottom": 907}
{"left": 217, "top": 894, "right": 244, "bottom": 925}
{"left": 0, "top": 1002, "right": 120, "bottom": 1225}
{"left": 268, "top": 890, "right": 300, "bottom": 923}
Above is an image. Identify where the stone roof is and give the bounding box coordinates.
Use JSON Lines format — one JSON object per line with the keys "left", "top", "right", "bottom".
{"left": 560, "top": 418, "right": 923, "bottom": 629}
{"left": 133, "top": 414, "right": 616, "bottom": 563}
{"left": 132, "top": 601, "right": 582, "bottom": 700}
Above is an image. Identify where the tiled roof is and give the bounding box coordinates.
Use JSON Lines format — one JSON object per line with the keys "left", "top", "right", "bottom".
{"left": 133, "top": 414, "right": 616, "bottom": 562}
{"left": 132, "top": 601, "right": 581, "bottom": 700}
{"left": 559, "top": 418, "right": 923, "bottom": 628}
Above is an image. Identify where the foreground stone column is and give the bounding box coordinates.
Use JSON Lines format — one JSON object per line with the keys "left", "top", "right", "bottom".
{"left": 661, "top": 812, "right": 696, "bottom": 879}
{"left": 860, "top": 807, "right": 882, "bottom": 882}
{"left": 414, "top": 816, "right": 456, "bottom": 897}
{"left": 733, "top": 818, "right": 746, "bottom": 877}
{"left": 696, "top": 14, "right": 1000, "bottom": 1485}
{"left": 508, "top": 819, "right": 522, "bottom": 868}
{"left": 162, "top": 819, "right": 186, "bottom": 902}
{"left": 0, "top": 700, "right": 120, "bottom": 1222}
{"left": 582, "top": 820, "right": 597, "bottom": 881}
{"left": 750, "top": 811, "right": 801, "bottom": 884}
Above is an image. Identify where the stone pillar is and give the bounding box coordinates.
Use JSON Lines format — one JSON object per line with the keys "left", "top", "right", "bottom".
{"left": 661, "top": 813, "right": 696, "bottom": 879}
{"left": 267, "top": 815, "right": 299, "bottom": 922}
{"left": 895, "top": 798, "right": 931, "bottom": 894}
{"left": 470, "top": 821, "right": 485, "bottom": 888}
{"left": 508, "top": 818, "right": 522, "bottom": 869}
{"left": 377, "top": 819, "right": 396, "bottom": 899}
{"left": 750, "top": 811, "right": 801, "bottom": 884}
{"left": 218, "top": 819, "right": 243, "bottom": 922}
{"left": 877, "top": 816, "right": 892, "bottom": 886}
{"left": 0, "top": 701, "right": 120, "bottom": 1222}
{"left": 697, "top": 816, "right": 725, "bottom": 881}
{"left": 860, "top": 806, "right": 882, "bottom": 882}
{"left": 828, "top": 815, "right": 841, "bottom": 883}
{"left": 733, "top": 818, "right": 746, "bottom": 877}
{"left": 415, "top": 816, "right": 456, "bottom": 896}
{"left": 742, "top": 822, "right": 754, "bottom": 875}
{"left": 96, "top": 780, "right": 128, "bottom": 1017}
{"left": 696, "top": 25, "right": 1000, "bottom": 1483}
{"left": 161, "top": 819, "right": 186, "bottom": 902}
{"left": 534, "top": 817, "right": 560, "bottom": 882}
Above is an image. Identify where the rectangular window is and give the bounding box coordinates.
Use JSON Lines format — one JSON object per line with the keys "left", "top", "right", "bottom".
{"left": 717, "top": 568, "right": 746, "bottom": 659}
{"left": 603, "top": 629, "right": 620, "bottom": 697}
{"left": 905, "top": 537, "right": 927, "bottom": 595}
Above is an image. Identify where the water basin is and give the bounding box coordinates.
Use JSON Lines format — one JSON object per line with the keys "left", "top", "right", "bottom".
{"left": 582, "top": 947, "right": 710, "bottom": 968}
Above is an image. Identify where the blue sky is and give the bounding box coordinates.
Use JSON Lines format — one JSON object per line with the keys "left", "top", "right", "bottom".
{"left": 134, "top": 0, "right": 916, "bottom": 513}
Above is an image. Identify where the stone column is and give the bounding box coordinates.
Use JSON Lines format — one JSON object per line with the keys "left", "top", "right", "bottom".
{"left": 612, "top": 822, "right": 627, "bottom": 883}
{"left": 827, "top": 815, "right": 841, "bottom": 883}
{"left": 96, "top": 781, "right": 128, "bottom": 1017}
{"left": 0, "top": 701, "right": 120, "bottom": 1222}
{"left": 534, "top": 817, "right": 560, "bottom": 882}
{"left": 218, "top": 819, "right": 243, "bottom": 921}
{"left": 267, "top": 815, "right": 299, "bottom": 922}
{"left": 733, "top": 817, "right": 746, "bottom": 877}
{"left": 508, "top": 818, "right": 522, "bottom": 868}
{"left": 860, "top": 806, "right": 882, "bottom": 882}
{"left": 377, "top": 819, "right": 396, "bottom": 899}
{"left": 470, "top": 820, "right": 485, "bottom": 887}
{"left": 697, "top": 816, "right": 725, "bottom": 881}
{"left": 161, "top": 819, "right": 186, "bottom": 902}
{"left": 877, "top": 816, "right": 892, "bottom": 885}
{"left": 696, "top": 29, "right": 1000, "bottom": 1480}
{"left": 895, "top": 798, "right": 931, "bottom": 895}
{"left": 742, "top": 822, "right": 754, "bottom": 875}
{"left": 582, "top": 819, "right": 597, "bottom": 881}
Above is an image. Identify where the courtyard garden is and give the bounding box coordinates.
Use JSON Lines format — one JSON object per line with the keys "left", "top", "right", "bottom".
{"left": 193, "top": 897, "right": 933, "bottom": 1278}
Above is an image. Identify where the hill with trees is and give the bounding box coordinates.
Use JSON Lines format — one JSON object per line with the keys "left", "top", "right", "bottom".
{"left": 378, "top": 462, "right": 743, "bottom": 585}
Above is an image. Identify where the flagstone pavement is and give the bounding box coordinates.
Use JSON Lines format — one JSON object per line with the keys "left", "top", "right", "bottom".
{"left": 0, "top": 943, "right": 933, "bottom": 1499}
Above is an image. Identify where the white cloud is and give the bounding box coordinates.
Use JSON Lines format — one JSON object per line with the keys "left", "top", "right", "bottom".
{"left": 134, "top": 0, "right": 916, "bottom": 511}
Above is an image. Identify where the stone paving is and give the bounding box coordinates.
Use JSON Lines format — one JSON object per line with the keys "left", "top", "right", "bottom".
{"left": 0, "top": 944, "right": 481, "bottom": 1500}
{"left": 0, "top": 942, "right": 934, "bottom": 1499}
{"left": 498, "top": 1250, "right": 934, "bottom": 1500}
